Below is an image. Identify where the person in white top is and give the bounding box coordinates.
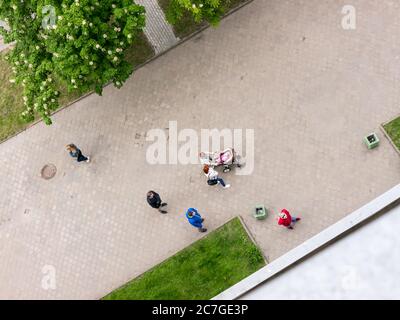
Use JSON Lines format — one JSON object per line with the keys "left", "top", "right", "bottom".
{"left": 203, "top": 165, "right": 230, "bottom": 189}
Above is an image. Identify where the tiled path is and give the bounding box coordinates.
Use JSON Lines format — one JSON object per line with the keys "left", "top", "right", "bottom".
{"left": 0, "top": 0, "right": 399, "bottom": 299}
{"left": 136, "top": 0, "right": 178, "bottom": 53}
{"left": 0, "top": 21, "right": 12, "bottom": 52}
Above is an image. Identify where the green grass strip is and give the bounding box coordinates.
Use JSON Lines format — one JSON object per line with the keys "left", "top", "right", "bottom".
{"left": 384, "top": 116, "right": 400, "bottom": 151}
{"left": 103, "top": 217, "right": 265, "bottom": 300}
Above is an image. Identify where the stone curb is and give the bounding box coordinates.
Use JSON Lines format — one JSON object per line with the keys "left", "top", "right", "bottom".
{"left": 237, "top": 215, "right": 269, "bottom": 264}
{"left": 212, "top": 183, "right": 400, "bottom": 300}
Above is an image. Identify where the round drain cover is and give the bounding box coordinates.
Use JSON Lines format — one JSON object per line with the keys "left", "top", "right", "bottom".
{"left": 41, "top": 164, "right": 57, "bottom": 180}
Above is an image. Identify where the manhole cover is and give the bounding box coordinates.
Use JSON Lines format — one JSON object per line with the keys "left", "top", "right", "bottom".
{"left": 41, "top": 164, "right": 57, "bottom": 180}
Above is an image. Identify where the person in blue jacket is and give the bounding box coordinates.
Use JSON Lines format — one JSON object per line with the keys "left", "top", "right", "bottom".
{"left": 186, "top": 208, "right": 207, "bottom": 233}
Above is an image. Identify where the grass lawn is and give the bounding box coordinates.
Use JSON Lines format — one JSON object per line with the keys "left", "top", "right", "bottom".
{"left": 383, "top": 116, "right": 400, "bottom": 151}
{"left": 0, "top": 33, "right": 154, "bottom": 143}
{"left": 158, "top": 0, "right": 249, "bottom": 39}
{"left": 125, "top": 32, "right": 155, "bottom": 66}
{"left": 0, "top": 55, "right": 26, "bottom": 142}
{"left": 103, "top": 217, "right": 265, "bottom": 300}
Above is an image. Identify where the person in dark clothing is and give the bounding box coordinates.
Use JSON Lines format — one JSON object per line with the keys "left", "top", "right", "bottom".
{"left": 147, "top": 191, "right": 168, "bottom": 214}
{"left": 66, "top": 144, "right": 90, "bottom": 163}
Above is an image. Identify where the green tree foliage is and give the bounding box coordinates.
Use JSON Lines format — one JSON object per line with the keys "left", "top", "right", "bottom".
{"left": 0, "top": 0, "right": 145, "bottom": 124}
{"left": 166, "top": 0, "right": 230, "bottom": 26}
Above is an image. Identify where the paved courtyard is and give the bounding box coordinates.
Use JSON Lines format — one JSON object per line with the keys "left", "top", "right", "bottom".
{"left": 1, "top": 0, "right": 400, "bottom": 299}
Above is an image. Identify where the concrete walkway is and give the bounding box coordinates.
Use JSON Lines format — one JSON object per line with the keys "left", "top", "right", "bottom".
{"left": 0, "top": 38, "right": 6, "bottom": 52}
{"left": 136, "top": 0, "right": 179, "bottom": 53}
{"left": 0, "top": 0, "right": 399, "bottom": 299}
{"left": 0, "top": 20, "right": 12, "bottom": 52}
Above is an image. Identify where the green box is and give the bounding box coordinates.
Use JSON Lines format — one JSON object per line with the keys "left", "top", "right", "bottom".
{"left": 254, "top": 205, "right": 267, "bottom": 220}
{"left": 364, "top": 133, "right": 380, "bottom": 150}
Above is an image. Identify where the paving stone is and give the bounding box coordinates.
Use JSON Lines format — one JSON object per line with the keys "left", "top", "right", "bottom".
{"left": 0, "top": 20, "right": 13, "bottom": 52}
{"left": 136, "top": 0, "right": 179, "bottom": 53}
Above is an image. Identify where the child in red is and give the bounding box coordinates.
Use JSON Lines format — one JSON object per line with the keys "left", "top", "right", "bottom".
{"left": 278, "top": 209, "right": 301, "bottom": 230}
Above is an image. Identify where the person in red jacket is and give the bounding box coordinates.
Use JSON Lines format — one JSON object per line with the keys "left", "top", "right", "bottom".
{"left": 277, "top": 209, "right": 301, "bottom": 230}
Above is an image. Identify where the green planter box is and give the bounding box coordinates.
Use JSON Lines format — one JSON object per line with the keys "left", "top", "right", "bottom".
{"left": 364, "top": 133, "right": 380, "bottom": 150}
{"left": 254, "top": 205, "right": 267, "bottom": 220}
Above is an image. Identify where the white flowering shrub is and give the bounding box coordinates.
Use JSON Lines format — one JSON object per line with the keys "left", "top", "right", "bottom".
{"left": 166, "top": 0, "right": 230, "bottom": 26}
{"left": 0, "top": 0, "right": 146, "bottom": 124}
